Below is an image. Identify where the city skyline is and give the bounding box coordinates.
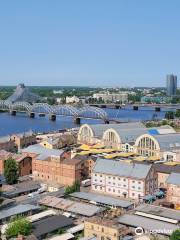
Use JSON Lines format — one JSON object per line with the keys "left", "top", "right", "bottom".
{"left": 0, "top": 1, "right": 180, "bottom": 87}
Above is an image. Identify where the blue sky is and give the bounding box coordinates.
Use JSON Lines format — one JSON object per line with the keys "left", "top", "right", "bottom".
{"left": 0, "top": 0, "right": 179, "bottom": 87}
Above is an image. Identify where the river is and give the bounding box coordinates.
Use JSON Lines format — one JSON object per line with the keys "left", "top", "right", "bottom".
{"left": 0, "top": 108, "right": 168, "bottom": 136}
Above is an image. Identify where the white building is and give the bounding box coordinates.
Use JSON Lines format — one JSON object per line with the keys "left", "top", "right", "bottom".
{"left": 66, "top": 96, "right": 80, "bottom": 104}
{"left": 91, "top": 159, "right": 157, "bottom": 200}
{"left": 93, "top": 91, "right": 128, "bottom": 103}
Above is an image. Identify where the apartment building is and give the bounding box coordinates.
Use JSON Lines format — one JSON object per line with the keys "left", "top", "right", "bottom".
{"left": 84, "top": 216, "right": 129, "bottom": 240}
{"left": 92, "top": 159, "right": 157, "bottom": 200}
{"left": 166, "top": 172, "right": 180, "bottom": 206}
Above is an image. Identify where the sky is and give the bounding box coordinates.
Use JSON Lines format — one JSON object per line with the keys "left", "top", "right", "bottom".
{"left": 0, "top": 0, "right": 180, "bottom": 87}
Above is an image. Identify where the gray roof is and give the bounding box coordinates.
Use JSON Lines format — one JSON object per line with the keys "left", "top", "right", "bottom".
{"left": 0, "top": 204, "right": 40, "bottom": 221}
{"left": 93, "top": 158, "right": 152, "bottom": 179}
{"left": 67, "top": 202, "right": 104, "bottom": 217}
{"left": 21, "top": 144, "right": 64, "bottom": 160}
{"left": 32, "top": 215, "right": 73, "bottom": 238}
{"left": 89, "top": 122, "right": 146, "bottom": 141}
{"left": 153, "top": 134, "right": 180, "bottom": 150}
{"left": 70, "top": 191, "right": 133, "bottom": 208}
{"left": 135, "top": 204, "right": 180, "bottom": 221}
{"left": 118, "top": 214, "right": 179, "bottom": 236}
{"left": 166, "top": 172, "right": 180, "bottom": 185}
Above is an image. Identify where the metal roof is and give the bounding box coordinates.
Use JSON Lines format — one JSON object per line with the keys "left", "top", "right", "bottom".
{"left": 135, "top": 204, "right": 180, "bottom": 221}
{"left": 0, "top": 204, "right": 40, "bottom": 221}
{"left": 22, "top": 144, "right": 64, "bottom": 160}
{"left": 70, "top": 191, "right": 133, "bottom": 208}
{"left": 89, "top": 122, "right": 146, "bottom": 139}
{"left": 32, "top": 215, "right": 73, "bottom": 238}
{"left": 166, "top": 172, "right": 180, "bottom": 185}
{"left": 118, "top": 214, "right": 179, "bottom": 236}
{"left": 93, "top": 158, "right": 151, "bottom": 179}
{"left": 153, "top": 133, "right": 180, "bottom": 150}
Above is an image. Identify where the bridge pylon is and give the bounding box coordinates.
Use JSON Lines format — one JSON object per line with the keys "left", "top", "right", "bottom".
{"left": 49, "top": 114, "right": 56, "bottom": 121}
{"left": 74, "top": 117, "right": 81, "bottom": 124}
{"left": 10, "top": 110, "right": 16, "bottom": 116}
{"left": 29, "top": 112, "right": 35, "bottom": 118}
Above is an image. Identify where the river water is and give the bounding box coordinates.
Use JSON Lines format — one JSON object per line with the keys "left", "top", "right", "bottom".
{"left": 0, "top": 108, "right": 168, "bottom": 136}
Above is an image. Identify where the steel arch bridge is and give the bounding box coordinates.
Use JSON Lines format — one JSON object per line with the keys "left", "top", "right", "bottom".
{"left": 0, "top": 100, "right": 108, "bottom": 122}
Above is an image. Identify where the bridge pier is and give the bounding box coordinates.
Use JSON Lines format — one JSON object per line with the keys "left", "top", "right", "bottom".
{"left": 49, "top": 114, "right": 56, "bottom": 121}
{"left": 74, "top": 117, "right": 81, "bottom": 124}
{"left": 29, "top": 112, "right": 35, "bottom": 118}
{"left": 104, "top": 119, "right": 110, "bottom": 124}
{"left": 10, "top": 110, "right": 16, "bottom": 116}
{"left": 155, "top": 107, "right": 161, "bottom": 112}
{"left": 133, "top": 106, "right": 139, "bottom": 111}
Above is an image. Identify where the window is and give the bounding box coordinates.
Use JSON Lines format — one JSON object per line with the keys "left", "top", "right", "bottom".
{"left": 102, "top": 228, "right": 104, "bottom": 233}
{"left": 123, "top": 178, "right": 126, "bottom": 181}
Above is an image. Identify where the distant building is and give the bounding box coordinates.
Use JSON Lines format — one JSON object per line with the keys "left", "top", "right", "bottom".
{"left": 11, "top": 131, "right": 36, "bottom": 149}
{"left": 7, "top": 83, "right": 40, "bottom": 103}
{"left": 66, "top": 96, "right": 80, "bottom": 104}
{"left": 93, "top": 91, "right": 128, "bottom": 104}
{"left": 166, "top": 74, "right": 177, "bottom": 96}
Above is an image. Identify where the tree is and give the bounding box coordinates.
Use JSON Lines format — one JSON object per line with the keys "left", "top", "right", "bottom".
{"left": 175, "top": 109, "right": 180, "bottom": 118}
{"left": 5, "top": 216, "right": 32, "bottom": 239}
{"left": 170, "top": 229, "right": 180, "bottom": 240}
{"left": 64, "top": 180, "right": 80, "bottom": 197}
{"left": 4, "top": 158, "right": 19, "bottom": 185}
{"left": 165, "top": 111, "right": 174, "bottom": 120}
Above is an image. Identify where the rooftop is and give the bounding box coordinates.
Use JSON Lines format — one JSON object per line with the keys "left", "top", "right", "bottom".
{"left": 0, "top": 204, "right": 40, "bottom": 221}
{"left": 70, "top": 191, "right": 133, "bottom": 208}
{"left": 21, "top": 144, "right": 64, "bottom": 160}
{"left": 38, "top": 196, "right": 104, "bottom": 217}
{"left": 93, "top": 158, "right": 151, "bottom": 179}
{"left": 135, "top": 204, "right": 180, "bottom": 222}
{"left": 118, "top": 214, "right": 179, "bottom": 236}
{"left": 32, "top": 215, "right": 73, "bottom": 238}
{"left": 166, "top": 172, "right": 180, "bottom": 185}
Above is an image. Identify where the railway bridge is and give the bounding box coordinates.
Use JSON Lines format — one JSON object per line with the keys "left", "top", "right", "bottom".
{"left": 0, "top": 100, "right": 109, "bottom": 124}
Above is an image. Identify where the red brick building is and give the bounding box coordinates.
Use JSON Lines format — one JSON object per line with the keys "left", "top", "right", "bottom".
{"left": 0, "top": 150, "right": 32, "bottom": 176}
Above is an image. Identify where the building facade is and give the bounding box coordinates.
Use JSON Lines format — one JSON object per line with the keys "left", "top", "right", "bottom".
{"left": 0, "top": 150, "right": 32, "bottom": 176}
{"left": 91, "top": 159, "right": 157, "bottom": 200}
{"left": 84, "top": 217, "right": 129, "bottom": 240}
{"left": 166, "top": 74, "right": 177, "bottom": 96}
{"left": 166, "top": 173, "right": 180, "bottom": 206}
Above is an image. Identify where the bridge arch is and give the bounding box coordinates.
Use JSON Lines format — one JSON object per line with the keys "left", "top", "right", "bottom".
{"left": 0, "top": 100, "right": 11, "bottom": 110}
{"left": 30, "top": 103, "right": 54, "bottom": 114}
{"left": 79, "top": 106, "right": 108, "bottom": 120}
{"left": 11, "top": 102, "right": 32, "bottom": 112}
{"left": 54, "top": 105, "right": 79, "bottom": 117}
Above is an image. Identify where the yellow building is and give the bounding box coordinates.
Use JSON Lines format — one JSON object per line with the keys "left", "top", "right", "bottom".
{"left": 40, "top": 138, "right": 59, "bottom": 149}
{"left": 84, "top": 217, "right": 129, "bottom": 240}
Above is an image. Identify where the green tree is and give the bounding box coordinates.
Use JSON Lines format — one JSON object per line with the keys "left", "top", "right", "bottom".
{"left": 165, "top": 111, "right": 174, "bottom": 120}
{"left": 64, "top": 180, "right": 80, "bottom": 197}
{"left": 4, "top": 158, "right": 19, "bottom": 185}
{"left": 175, "top": 109, "right": 180, "bottom": 118}
{"left": 170, "top": 229, "right": 180, "bottom": 240}
{"left": 5, "top": 216, "right": 32, "bottom": 239}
